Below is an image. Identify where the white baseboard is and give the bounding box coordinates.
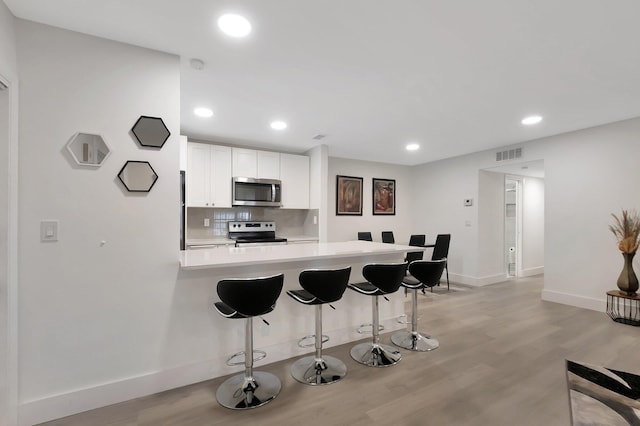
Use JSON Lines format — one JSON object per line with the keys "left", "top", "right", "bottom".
{"left": 521, "top": 266, "right": 544, "bottom": 277}
{"left": 541, "top": 289, "right": 606, "bottom": 312}
{"left": 450, "top": 267, "right": 545, "bottom": 287}
{"left": 19, "top": 318, "right": 405, "bottom": 425}
{"left": 449, "top": 272, "right": 506, "bottom": 287}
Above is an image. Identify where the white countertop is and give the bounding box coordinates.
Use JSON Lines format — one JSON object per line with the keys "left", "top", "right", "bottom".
{"left": 284, "top": 235, "right": 319, "bottom": 242}
{"left": 179, "top": 241, "right": 422, "bottom": 270}
{"left": 185, "top": 238, "right": 234, "bottom": 247}
{"left": 185, "top": 235, "right": 318, "bottom": 247}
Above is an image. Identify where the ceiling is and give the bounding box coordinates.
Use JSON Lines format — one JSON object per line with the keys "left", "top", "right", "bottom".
{"left": 6, "top": 1, "right": 640, "bottom": 166}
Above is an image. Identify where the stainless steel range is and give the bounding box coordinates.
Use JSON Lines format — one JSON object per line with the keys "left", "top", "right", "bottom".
{"left": 228, "top": 221, "right": 288, "bottom": 247}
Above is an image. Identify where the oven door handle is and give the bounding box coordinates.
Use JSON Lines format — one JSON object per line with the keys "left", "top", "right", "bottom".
{"left": 235, "top": 241, "right": 288, "bottom": 247}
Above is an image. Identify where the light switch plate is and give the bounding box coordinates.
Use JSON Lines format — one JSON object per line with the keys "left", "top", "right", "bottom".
{"left": 40, "top": 220, "right": 59, "bottom": 242}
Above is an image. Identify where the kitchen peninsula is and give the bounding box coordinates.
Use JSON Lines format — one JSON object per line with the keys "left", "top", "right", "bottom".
{"left": 178, "top": 241, "right": 425, "bottom": 379}
{"left": 179, "top": 240, "right": 419, "bottom": 269}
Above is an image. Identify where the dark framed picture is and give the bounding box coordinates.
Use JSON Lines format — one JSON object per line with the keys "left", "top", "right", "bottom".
{"left": 373, "top": 178, "right": 395, "bottom": 215}
{"left": 336, "top": 175, "right": 363, "bottom": 215}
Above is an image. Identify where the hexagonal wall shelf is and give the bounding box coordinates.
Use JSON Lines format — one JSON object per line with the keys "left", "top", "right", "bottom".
{"left": 65, "top": 132, "right": 111, "bottom": 167}
{"left": 131, "top": 116, "right": 170, "bottom": 148}
{"left": 117, "top": 161, "right": 158, "bottom": 192}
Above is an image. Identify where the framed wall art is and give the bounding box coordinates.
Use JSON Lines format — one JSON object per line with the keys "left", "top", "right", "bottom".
{"left": 373, "top": 178, "right": 395, "bottom": 215}
{"left": 336, "top": 175, "right": 363, "bottom": 215}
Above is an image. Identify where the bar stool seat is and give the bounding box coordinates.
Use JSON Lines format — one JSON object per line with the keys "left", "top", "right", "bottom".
{"left": 214, "top": 274, "right": 284, "bottom": 410}
{"left": 287, "top": 266, "right": 351, "bottom": 385}
{"left": 391, "top": 260, "right": 446, "bottom": 351}
{"left": 348, "top": 263, "right": 407, "bottom": 367}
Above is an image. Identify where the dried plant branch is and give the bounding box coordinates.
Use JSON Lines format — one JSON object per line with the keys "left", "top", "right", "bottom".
{"left": 609, "top": 209, "right": 640, "bottom": 253}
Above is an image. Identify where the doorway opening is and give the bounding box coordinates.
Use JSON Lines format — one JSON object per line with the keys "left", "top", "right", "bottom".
{"left": 504, "top": 177, "right": 522, "bottom": 277}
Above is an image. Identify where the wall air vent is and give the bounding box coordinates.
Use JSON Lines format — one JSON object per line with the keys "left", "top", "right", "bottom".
{"left": 496, "top": 147, "right": 523, "bottom": 162}
{"left": 312, "top": 134, "right": 326, "bottom": 140}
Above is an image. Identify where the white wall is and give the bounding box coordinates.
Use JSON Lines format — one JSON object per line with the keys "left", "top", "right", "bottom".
{"left": 306, "top": 144, "right": 328, "bottom": 241}
{"left": 0, "top": 1, "right": 18, "bottom": 425}
{"left": 522, "top": 176, "right": 544, "bottom": 275}
{"left": 327, "top": 157, "right": 412, "bottom": 244}
{"left": 410, "top": 116, "right": 640, "bottom": 311}
{"left": 541, "top": 118, "right": 640, "bottom": 311}
{"left": 410, "top": 154, "right": 481, "bottom": 281}
{"left": 0, "top": 80, "right": 10, "bottom": 426}
{"left": 477, "top": 170, "right": 506, "bottom": 282}
{"left": 16, "top": 20, "right": 180, "bottom": 424}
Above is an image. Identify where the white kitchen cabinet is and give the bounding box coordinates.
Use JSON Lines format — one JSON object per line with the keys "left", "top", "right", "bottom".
{"left": 232, "top": 148, "right": 280, "bottom": 179}
{"left": 257, "top": 151, "right": 280, "bottom": 179}
{"left": 232, "top": 148, "right": 257, "bottom": 178}
{"left": 279, "top": 153, "right": 309, "bottom": 209}
{"left": 187, "top": 143, "right": 232, "bottom": 208}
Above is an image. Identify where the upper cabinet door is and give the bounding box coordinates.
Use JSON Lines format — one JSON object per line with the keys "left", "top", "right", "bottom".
{"left": 232, "top": 148, "right": 257, "bottom": 178}
{"left": 280, "top": 153, "right": 309, "bottom": 209}
{"left": 257, "top": 151, "right": 280, "bottom": 179}
{"left": 187, "top": 142, "right": 232, "bottom": 208}
{"left": 210, "top": 145, "right": 232, "bottom": 207}
{"left": 186, "top": 142, "right": 212, "bottom": 207}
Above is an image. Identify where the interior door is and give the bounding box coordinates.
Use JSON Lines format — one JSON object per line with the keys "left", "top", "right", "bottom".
{"left": 505, "top": 176, "right": 522, "bottom": 277}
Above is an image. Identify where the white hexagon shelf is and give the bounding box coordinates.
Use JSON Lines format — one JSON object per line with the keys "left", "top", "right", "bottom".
{"left": 65, "top": 133, "right": 111, "bottom": 167}
{"left": 117, "top": 161, "right": 158, "bottom": 193}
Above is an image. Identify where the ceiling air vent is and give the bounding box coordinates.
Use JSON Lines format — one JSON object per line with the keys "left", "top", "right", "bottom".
{"left": 496, "top": 147, "right": 523, "bottom": 162}
{"left": 312, "top": 134, "right": 326, "bottom": 140}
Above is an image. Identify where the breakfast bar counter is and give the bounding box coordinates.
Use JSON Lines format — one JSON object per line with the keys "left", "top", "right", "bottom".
{"left": 177, "top": 241, "right": 423, "bottom": 382}
{"left": 179, "top": 240, "right": 421, "bottom": 270}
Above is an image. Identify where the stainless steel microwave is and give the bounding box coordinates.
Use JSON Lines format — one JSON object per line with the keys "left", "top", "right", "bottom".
{"left": 232, "top": 177, "right": 282, "bottom": 207}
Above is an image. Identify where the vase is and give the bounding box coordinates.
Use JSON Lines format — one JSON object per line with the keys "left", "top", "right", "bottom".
{"left": 617, "top": 252, "right": 639, "bottom": 296}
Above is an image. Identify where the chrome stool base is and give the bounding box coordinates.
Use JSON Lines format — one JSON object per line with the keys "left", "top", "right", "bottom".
{"left": 291, "top": 355, "right": 347, "bottom": 385}
{"left": 350, "top": 342, "right": 401, "bottom": 367}
{"left": 216, "top": 371, "right": 281, "bottom": 410}
{"left": 391, "top": 330, "right": 439, "bottom": 351}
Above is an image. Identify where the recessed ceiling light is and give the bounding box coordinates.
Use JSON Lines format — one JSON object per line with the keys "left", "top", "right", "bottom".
{"left": 194, "top": 107, "right": 214, "bottom": 118}
{"left": 406, "top": 143, "right": 420, "bottom": 151}
{"left": 521, "top": 115, "right": 542, "bottom": 125}
{"left": 217, "top": 14, "right": 251, "bottom": 37}
{"left": 270, "top": 121, "right": 287, "bottom": 130}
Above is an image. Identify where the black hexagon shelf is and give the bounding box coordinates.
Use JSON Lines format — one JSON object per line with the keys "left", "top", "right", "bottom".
{"left": 131, "top": 115, "right": 170, "bottom": 148}
{"left": 118, "top": 161, "right": 158, "bottom": 192}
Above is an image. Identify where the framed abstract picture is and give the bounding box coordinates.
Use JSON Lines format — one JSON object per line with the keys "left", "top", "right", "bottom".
{"left": 373, "top": 178, "right": 395, "bottom": 215}
{"left": 336, "top": 175, "right": 363, "bottom": 215}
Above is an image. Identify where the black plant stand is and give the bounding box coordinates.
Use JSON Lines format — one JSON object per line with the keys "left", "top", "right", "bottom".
{"left": 607, "top": 290, "right": 640, "bottom": 326}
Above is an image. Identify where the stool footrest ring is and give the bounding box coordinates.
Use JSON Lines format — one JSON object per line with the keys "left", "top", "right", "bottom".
{"left": 226, "top": 349, "right": 267, "bottom": 366}
{"left": 356, "top": 323, "right": 384, "bottom": 334}
{"left": 396, "top": 314, "right": 422, "bottom": 324}
{"left": 297, "top": 334, "right": 329, "bottom": 348}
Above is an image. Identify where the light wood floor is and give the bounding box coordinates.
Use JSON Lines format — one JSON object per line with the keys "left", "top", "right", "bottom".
{"left": 40, "top": 276, "right": 640, "bottom": 426}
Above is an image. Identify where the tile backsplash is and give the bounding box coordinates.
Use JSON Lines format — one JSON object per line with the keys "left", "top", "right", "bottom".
{"left": 187, "top": 207, "right": 318, "bottom": 240}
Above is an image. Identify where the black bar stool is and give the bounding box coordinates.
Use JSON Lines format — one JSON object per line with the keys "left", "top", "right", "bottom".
{"left": 357, "top": 232, "right": 373, "bottom": 241}
{"left": 213, "top": 274, "right": 284, "bottom": 409}
{"left": 287, "top": 266, "right": 352, "bottom": 385}
{"left": 348, "top": 263, "right": 407, "bottom": 367}
{"left": 391, "top": 260, "right": 446, "bottom": 351}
